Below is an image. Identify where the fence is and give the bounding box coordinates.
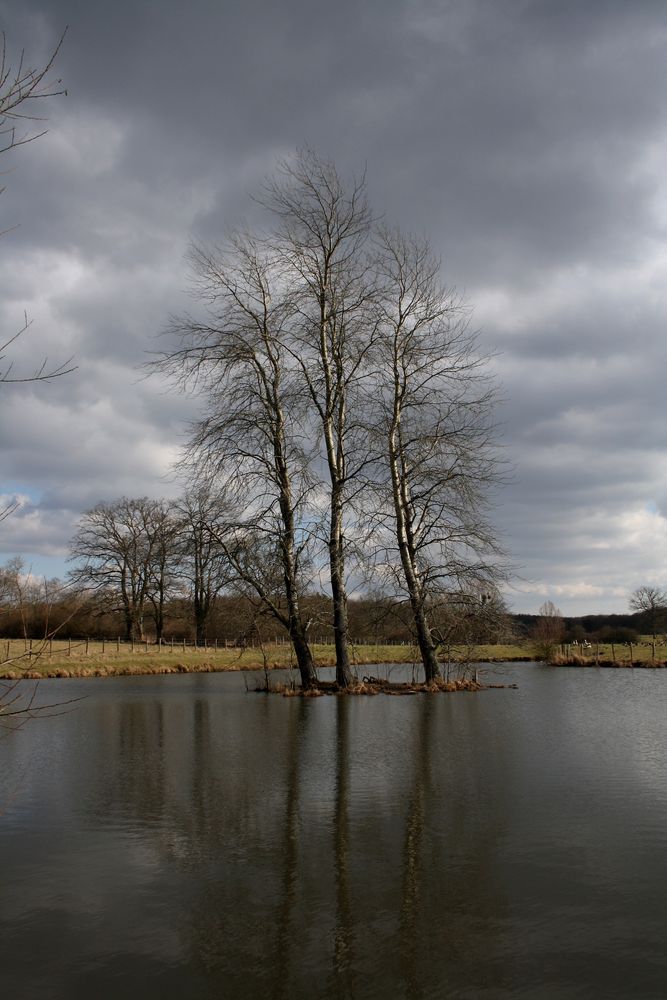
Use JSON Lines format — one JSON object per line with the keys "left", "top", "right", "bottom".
{"left": 3, "top": 634, "right": 414, "bottom": 661}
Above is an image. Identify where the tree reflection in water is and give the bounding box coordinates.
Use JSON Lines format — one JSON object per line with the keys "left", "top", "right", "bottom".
{"left": 4, "top": 671, "right": 667, "bottom": 997}
{"left": 51, "top": 682, "right": 512, "bottom": 998}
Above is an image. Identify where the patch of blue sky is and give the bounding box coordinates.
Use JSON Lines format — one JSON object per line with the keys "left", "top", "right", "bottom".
{"left": 9, "top": 553, "right": 69, "bottom": 581}
{"left": 2, "top": 485, "right": 41, "bottom": 504}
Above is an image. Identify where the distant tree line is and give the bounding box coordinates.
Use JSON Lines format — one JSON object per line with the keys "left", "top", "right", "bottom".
{"left": 0, "top": 542, "right": 511, "bottom": 649}
{"left": 5, "top": 543, "right": 662, "bottom": 652}
{"left": 518, "top": 608, "right": 667, "bottom": 648}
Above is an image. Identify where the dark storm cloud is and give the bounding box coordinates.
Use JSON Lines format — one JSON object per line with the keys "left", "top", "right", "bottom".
{"left": 0, "top": 0, "right": 666, "bottom": 611}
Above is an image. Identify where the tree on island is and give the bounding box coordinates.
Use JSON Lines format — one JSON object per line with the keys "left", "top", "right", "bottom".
{"left": 152, "top": 150, "right": 506, "bottom": 689}
{"left": 369, "top": 226, "right": 506, "bottom": 683}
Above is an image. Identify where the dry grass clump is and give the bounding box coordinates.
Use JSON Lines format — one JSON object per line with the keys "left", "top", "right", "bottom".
{"left": 549, "top": 653, "right": 667, "bottom": 669}
{"left": 261, "top": 675, "right": 489, "bottom": 697}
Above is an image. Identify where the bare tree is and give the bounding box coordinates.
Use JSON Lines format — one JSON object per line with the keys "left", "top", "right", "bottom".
{"left": 261, "top": 151, "right": 376, "bottom": 687}
{"left": 0, "top": 555, "right": 33, "bottom": 642}
{"left": 0, "top": 314, "right": 76, "bottom": 384}
{"left": 531, "top": 600, "right": 564, "bottom": 663}
{"left": 175, "top": 481, "right": 233, "bottom": 644}
{"left": 629, "top": 585, "right": 667, "bottom": 643}
{"left": 0, "top": 559, "right": 82, "bottom": 732}
{"left": 145, "top": 500, "right": 182, "bottom": 642}
{"left": 0, "top": 28, "right": 67, "bottom": 157}
{"left": 69, "top": 497, "right": 175, "bottom": 642}
{"left": 155, "top": 235, "right": 319, "bottom": 689}
{"left": 0, "top": 28, "right": 75, "bottom": 385}
{"left": 154, "top": 152, "right": 507, "bottom": 689}
{"left": 370, "top": 228, "right": 506, "bottom": 682}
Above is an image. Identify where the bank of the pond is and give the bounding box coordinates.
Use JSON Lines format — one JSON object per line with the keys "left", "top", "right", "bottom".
{"left": 6, "top": 638, "right": 666, "bottom": 681}
{"left": 0, "top": 639, "right": 533, "bottom": 680}
{"left": 551, "top": 656, "right": 667, "bottom": 669}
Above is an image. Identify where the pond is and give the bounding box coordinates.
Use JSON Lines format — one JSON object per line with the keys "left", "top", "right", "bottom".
{"left": 1, "top": 663, "right": 667, "bottom": 999}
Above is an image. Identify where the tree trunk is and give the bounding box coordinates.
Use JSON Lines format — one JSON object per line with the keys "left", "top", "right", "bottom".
{"left": 390, "top": 419, "right": 441, "bottom": 683}
{"left": 194, "top": 592, "right": 208, "bottom": 645}
{"left": 411, "top": 599, "right": 441, "bottom": 684}
{"left": 154, "top": 605, "right": 164, "bottom": 643}
{"left": 330, "top": 497, "right": 353, "bottom": 688}
{"left": 290, "top": 622, "right": 318, "bottom": 690}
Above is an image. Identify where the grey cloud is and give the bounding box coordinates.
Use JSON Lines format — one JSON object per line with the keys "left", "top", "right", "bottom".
{"left": 1, "top": 0, "right": 667, "bottom": 612}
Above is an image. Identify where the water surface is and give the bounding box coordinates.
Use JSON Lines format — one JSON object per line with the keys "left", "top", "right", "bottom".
{"left": 2, "top": 663, "right": 667, "bottom": 998}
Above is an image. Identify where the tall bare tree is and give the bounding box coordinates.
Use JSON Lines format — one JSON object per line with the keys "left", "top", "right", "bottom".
{"left": 262, "top": 151, "right": 376, "bottom": 687}
{"left": 154, "top": 152, "right": 506, "bottom": 689}
{"left": 371, "top": 228, "right": 505, "bottom": 682}
{"left": 145, "top": 500, "right": 182, "bottom": 642}
{"left": 155, "top": 235, "right": 319, "bottom": 688}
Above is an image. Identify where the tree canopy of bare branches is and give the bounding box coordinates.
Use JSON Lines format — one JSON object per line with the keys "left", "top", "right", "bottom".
{"left": 366, "top": 227, "right": 507, "bottom": 680}
{"left": 531, "top": 600, "right": 565, "bottom": 663}
{"left": 175, "top": 481, "right": 234, "bottom": 644}
{"left": 0, "top": 27, "right": 75, "bottom": 387}
{"left": 152, "top": 150, "right": 507, "bottom": 687}
{"left": 69, "top": 498, "right": 180, "bottom": 642}
{"left": 259, "top": 152, "right": 377, "bottom": 686}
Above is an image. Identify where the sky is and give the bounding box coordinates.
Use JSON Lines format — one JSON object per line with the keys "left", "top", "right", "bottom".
{"left": 1, "top": 0, "right": 666, "bottom": 616}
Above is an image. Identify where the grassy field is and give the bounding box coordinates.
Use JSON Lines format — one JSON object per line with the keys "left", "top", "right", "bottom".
{"left": 1, "top": 637, "right": 665, "bottom": 679}
{"left": 0, "top": 637, "right": 532, "bottom": 679}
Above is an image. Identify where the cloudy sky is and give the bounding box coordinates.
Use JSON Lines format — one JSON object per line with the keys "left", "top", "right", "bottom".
{"left": 1, "top": 0, "right": 666, "bottom": 615}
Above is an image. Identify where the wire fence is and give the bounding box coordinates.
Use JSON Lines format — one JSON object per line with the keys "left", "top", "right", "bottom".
{"left": 2, "top": 634, "right": 415, "bottom": 661}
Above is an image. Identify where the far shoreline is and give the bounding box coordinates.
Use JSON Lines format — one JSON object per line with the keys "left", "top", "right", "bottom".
{"left": 1, "top": 640, "right": 535, "bottom": 681}
{"left": 3, "top": 643, "right": 667, "bottom": 681}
